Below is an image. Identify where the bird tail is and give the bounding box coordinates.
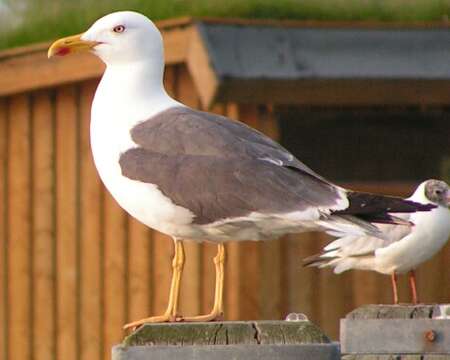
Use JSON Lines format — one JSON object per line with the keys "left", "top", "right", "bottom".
{"left": 302, "top": 250, "right": 340, "bottom": 269}
{"left": 302, "top": 234, "right": 379, "bottom": 273}
{"left": 302, "top": 251, "right": 367, "bottom": 274}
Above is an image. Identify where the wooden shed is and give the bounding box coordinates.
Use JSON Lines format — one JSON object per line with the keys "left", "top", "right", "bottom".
{"left": 0, "top": 17, "right": 449, "bottom": 360}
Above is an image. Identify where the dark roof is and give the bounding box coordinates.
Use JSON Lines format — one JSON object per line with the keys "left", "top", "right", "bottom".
{"left": 198, "top": 23, "right": 450, "bottom": 80}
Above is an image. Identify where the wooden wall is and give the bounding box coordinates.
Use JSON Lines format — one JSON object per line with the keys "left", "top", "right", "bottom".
{"left": 1, "top": 64, "right": 449, "bottom": 360}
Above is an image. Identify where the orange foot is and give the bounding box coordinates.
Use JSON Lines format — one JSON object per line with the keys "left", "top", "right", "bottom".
{"left": 123, "top": 313, "right": 183, "bottom": 331}
{"left": 182, "top": 310, "right": 224, "bottom": 322}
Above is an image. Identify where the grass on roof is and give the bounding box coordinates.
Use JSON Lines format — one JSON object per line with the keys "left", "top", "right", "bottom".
{"left": 1, "top": 0, "right": 450, "bottom": 50}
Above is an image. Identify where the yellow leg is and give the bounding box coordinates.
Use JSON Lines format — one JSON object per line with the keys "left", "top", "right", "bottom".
{"left": 184, "top": 243, "right": 225, "bottom": 322}
{"left": 124, "top": 239, "right": 185, "bottom": 330}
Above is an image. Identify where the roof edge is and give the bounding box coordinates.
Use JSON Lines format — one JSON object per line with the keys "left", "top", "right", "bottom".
{"left": 191, "top": 17, "right": 450, "bottom": 29}
{"left": 2, "top": 17, "right": 450, "bottom": 60}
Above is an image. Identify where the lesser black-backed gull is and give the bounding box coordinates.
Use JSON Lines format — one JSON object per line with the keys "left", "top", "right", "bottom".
{"left": 48, "top": 11, "right": 435, "bottom": 328}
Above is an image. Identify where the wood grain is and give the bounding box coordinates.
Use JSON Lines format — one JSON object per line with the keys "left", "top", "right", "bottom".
{"left": 32, "top": 90, "right": 56, "bottom": 360}
{"left": 151, "top": 231, "right": 173, "bottom": 315}
{"left": 0, "top": 98, "right": 7, "bottom": 360}
{"left": 127, "top": 217, "right": 151, "bottom": 323}
{"left": 55, "top": 85, "right": 79, "bottom": 360}
{"left": 79, "top": 80, "right": 103, "bottom": 360}
{"left": 8, "top": 94, "right": 32, "bottom": 360}
{"left": 102, "top": 193, "right": 127, "bottom": 360}
{"left": 282, "top": 233, "right": 320, "bottom": 321}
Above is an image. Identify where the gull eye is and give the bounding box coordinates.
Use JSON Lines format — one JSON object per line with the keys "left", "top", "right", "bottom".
{"left": 113, "top": 25, "right": 125, "bottom": 33}
{"left": 435, "top": 190, "right": 442, "bottom": 195}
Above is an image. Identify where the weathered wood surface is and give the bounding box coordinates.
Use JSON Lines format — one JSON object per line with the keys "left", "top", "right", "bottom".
{"left": 346, "top": 304, "right": 445, "bottom": 319}
{"left": 123, "top": 321, "right": 330, "bottom": 346}
{"left": 113, "top": 321, "right": 339, "bottom": 360}
{"left": 341, "top": 305, "right": 450, "bottom": 359}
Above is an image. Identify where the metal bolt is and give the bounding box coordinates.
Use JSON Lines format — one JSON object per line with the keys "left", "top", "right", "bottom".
{"left": 425, "top": 330, "right": 437, "bottom": 342}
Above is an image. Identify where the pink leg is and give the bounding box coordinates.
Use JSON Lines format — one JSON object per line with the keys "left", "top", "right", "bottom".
{"left": 409, "top": 270, "right": 419, "bottom": 304}
{"left": 391, "top": 272, "right": 399, "bottom": 304}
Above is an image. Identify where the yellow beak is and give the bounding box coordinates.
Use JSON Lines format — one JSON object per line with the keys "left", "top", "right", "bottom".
{"left": 47, "top": 33, "right": 99, "bottom": 58}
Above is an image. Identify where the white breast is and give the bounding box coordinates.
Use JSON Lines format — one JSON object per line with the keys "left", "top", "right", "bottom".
{"left": 90, "top": 67, "right": 196, "bottom": 238}
{"left": 375, "top": 206, "right": 450, "bottom": 274}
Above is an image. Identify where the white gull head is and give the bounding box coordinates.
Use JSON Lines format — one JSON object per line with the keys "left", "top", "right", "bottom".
{"left": 81, "top": 11, "right": 164, "bottom": 67}
{"left": 48, "top": 11, "right": 176, "bottom": 114}
{"left": 48, "top": 11, "right": 189, "bottom": 235}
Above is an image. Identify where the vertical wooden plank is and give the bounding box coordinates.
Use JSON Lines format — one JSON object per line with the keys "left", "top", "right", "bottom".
{"left": 0, "top": 99, "right": 8, "bottom": 360}
{"left": 151, "top": 231, "right": 173, "bottom": 315}
{"left": 103, "top": 193, "right": 127, "bottom": 360}
{"left": 79, "top": 80, "right": 103, "bottom": 360}
{"left": 32, "top": 90, "right": 56, "bottom": 360}
{"left": 352, "top": 271, "right": 381, "bottom": 306}
{"left": 176, "top": 65, "right": 201, "bottom": 316}
{"left": 55, "top": 85, "right": 79, "bottom": 360}
{"left": 8, "top": 94, "right": 32, "bottom": 360}
{"left": 282, "top": 232, "right": 320, "bottom": 321}
{"left": 223, "top": 103, "right": 242, "bottom": 320}
{"left": 261, "top": 239, "right": 282, "bottom": 319}
{"left": 437, "top": 242, "right": 450, "bottom": 303}
{"left": 127, "top": 217, "right": 151, "bottom": 323}
{"left": 417, "top": 256, "right": 442, "bottom": 304}
{"left": 316, "top": 232, "right": 353, "bottom": 339}
{"left": 200, "top": 241, "right": 217, "bottom": 315}
{"left": 224, "top": 240, "right": 241, "bottom": 320}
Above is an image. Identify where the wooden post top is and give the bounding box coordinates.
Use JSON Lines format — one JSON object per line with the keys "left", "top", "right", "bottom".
{"left": 341, "top": 304, "right": 450, "bottom": 355}
{"left": 346, "top": 304, "right": 450, "bottom": 320}
{"left": 122, "top": 321, "right": 331, "bottom": 347}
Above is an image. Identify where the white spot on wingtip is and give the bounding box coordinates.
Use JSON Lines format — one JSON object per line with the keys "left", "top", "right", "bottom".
{"left": 258, "top": 157, "right": 283, "bottom": 166}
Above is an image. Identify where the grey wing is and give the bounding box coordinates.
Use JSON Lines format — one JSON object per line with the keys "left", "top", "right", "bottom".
{"left": 119, "top": 149, "right": 345, "bottom": 225}
{"left": 131, "top": 107, "right": 329, "bottom": 182}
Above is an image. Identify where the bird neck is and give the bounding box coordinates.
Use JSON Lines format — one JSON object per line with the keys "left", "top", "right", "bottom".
{"left": 94, "top": 60, "right": 180, "bottom": 122}
{"left": 104, "top": 60, "right": 166, "bottom": 98}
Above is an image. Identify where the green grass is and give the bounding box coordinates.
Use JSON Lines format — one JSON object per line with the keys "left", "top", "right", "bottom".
{"left": 1, "top": 0, "right": 450, "bottom": 50}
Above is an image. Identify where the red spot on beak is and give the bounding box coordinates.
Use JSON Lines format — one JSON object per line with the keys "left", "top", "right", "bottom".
{"left": 55, "top": 47, "right": 71, "bottom": 56}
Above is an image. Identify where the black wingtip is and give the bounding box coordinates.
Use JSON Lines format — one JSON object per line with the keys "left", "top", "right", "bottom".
{"left": 333, "top": 191, "right": 437, "bottom": 226}
{"left": 402, "top": 200, "right": 436, "bottom": 212}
